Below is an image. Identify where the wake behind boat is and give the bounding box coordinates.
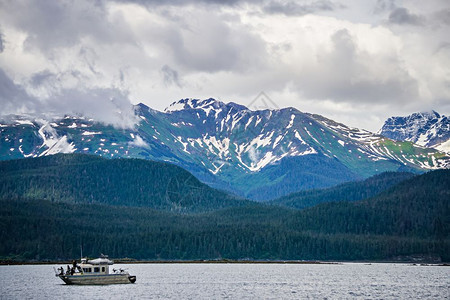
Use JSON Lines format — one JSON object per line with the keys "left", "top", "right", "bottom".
{"left": 55, "top": 255, "right": 136, "bottom": 285}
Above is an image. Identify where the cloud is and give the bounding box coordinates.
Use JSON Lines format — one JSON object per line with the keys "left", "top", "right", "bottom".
{"left": 114, "top": 0, "right": 253, "bottom": 7}
{"left": 0, "top": 69, "right": 39, "bottom": 114}
{"left": 0, "top": 31, "right": 4, "bottom": 53}
{"left": 0, "top": 0, "right": 135, "bottom": 52}
{"left": 0, "top": 0, "right": 448, "bottom": 133}
{"left": 263, "top": 0, "right": 344, "bottom": 16}
{"left": 388, "top": 7, "right": 424, "bottom": 26}
{"left": 161, "top": 65, "right": 182, "bottom": 87}
{"left": 434, "top": 8, "right": 450, "bottom": 26}
{"left": 293, "top": 28, "right": 419, "bottom": 104}
{"left": 0, "top": 69, "right": 137, "bottom": 128}
{"left": 373, "top": 0, "right": 396, "bottom": 14}
{"left": 165, "top": 10, "right": 267, "bottom": 73}
{"left": 43, "top": 87, "right": 139, "bottom": 129}
{"left": 128, "top": 135, "right": 150, "bottom": 148}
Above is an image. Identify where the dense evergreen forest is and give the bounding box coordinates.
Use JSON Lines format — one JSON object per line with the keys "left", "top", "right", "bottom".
{"left": 0, "top": 155, "right": 448, "bottom": 262}
{"left": 0, "top": 154, "right": 248, "bottom": 212}
{"left": 270, "top": 171, "right": 415, "bottom": 209}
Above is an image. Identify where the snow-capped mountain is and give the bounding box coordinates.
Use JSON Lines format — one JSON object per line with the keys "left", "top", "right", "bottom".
{"left": 1, "top": 98, "right": 449, "bottom": 200}
{"left": 379, "top": 111, "right": 450, "bottom": 154}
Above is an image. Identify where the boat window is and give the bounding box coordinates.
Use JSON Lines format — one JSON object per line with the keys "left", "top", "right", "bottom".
{"left": 94, "top": 267, "right": 100, "bottom": 272}
{"left": 102, "top": 267, "right": 105, "bottom": 272}
{"left": 83, "top": 268, "right": 92, "bottom": 273}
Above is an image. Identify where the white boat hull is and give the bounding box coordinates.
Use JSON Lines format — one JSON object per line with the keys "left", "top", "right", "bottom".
{"left": 58, "top": 274, "right": 136, "bottom": 285}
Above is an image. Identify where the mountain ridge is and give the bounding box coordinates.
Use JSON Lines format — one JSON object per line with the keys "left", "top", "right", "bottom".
{"left": 1, "top": 98, "right": 449, "bottom": 200}
{"left": 380, "top": 111, "right": 450, "bottom": 153}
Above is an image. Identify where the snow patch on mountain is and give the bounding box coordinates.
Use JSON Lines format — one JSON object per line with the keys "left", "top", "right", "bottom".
{"left": 16, "top": 119, "right": 34, "bottom": 126}
{"left": 40, "top": 135, "right": 76, "bottom": 156}
{"left": 82, "top": 130, "right": 102, "bottom": 135}
{"left": 175, "top": 136, "right": 190, "bottom": 154}
{"left": 249, "top": 132, "right": 274, "bottom": 149}
{"left": 286, "top": 115, "right": 295, "bottom": 129}
{"left": 436, "top": 139, "right": 450, "bottom": 153}
{"left": 294, "top": 130, "right": 306, "bottom": 144}
{"left": 38, "top": 123, "right": 60, "bottom": 149}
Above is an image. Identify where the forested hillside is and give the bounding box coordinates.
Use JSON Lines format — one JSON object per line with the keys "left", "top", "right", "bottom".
{"left": 290, "top": 169, "right": 449, "bottom": 239}
{"left": 0, "top": 154, "right": 248, "bottom": 213}
{"left": 270, "top": 172, "right": 416, "bottom": 209}
{"left": 1, "top": 167, "right": 448, "bottom": 262}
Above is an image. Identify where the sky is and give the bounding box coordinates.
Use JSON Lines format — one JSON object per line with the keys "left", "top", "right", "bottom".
{"left": 0, "top": 0, "right": 449, "bottom": 131}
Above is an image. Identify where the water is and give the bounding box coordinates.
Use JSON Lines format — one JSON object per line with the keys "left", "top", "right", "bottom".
{"left": 0, "top": 263, "right": 448, "bottom": 299}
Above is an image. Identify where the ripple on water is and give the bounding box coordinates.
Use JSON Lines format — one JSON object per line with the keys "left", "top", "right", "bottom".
{"left": 0, "top": 263, "right": 449, "bottom": 299}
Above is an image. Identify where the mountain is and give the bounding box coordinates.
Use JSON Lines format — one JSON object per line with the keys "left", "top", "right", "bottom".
{"left": 379, "top": 111, "right": 450, "bottom": 153}
{"left": 0, "top": 154, "right": 248, "bottom": 213}
{"left": 270, "top": 171, "right": 415, "bottom": 209}
{"left": 1, "top": 169, "right": 448, "bottom": 261}
{"left": 1, "top": 99, "right": 449, "bottom": 200}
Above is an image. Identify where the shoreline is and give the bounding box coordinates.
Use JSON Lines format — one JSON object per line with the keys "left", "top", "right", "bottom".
{"left": 1, "top": 259, "right": 448, "bottom": 266}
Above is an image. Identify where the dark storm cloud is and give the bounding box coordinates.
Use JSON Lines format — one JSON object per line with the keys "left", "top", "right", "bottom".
{"left": 388, "top": 7, "right": 424, "bottom": 26}
{"left": 161, "top": 65, "right": 181, "bottom": 87}
{"left": 263, "top": 0, "right": 345, "bottom": 16}
{"left": 0, "top": 69, "right": 39, "bottom": 114}
{"left": 0, "top": 0, "right": 134, "bottom": 52}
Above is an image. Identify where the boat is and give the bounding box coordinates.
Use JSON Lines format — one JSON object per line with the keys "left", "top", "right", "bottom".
{"left": 55, "top": 255, "right": 136, "bottom": 285}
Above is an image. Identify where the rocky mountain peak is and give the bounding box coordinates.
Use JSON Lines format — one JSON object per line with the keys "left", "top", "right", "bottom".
{"left": 164, "top": 98, "right": 246, "bottom": 113}
{"left": 380, "top": 111, "right": 449, "bottom": 152}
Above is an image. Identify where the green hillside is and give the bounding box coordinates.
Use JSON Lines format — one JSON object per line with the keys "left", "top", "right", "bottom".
{"left": 1, "top": 161, "right": 448, "bottom": 262}
{"left": 0, "top": 154, "right": 248, "bottom": 213}
{"left": 270, "top": 171, "right": 416, "bottom": 209}
{"left": 292, "top": 169, "right": 449, "bottom": 239}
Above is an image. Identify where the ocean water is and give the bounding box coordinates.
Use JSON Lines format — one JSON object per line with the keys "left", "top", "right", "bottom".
{"left": 0, "top": 263, "right": 448, "bottom": 299}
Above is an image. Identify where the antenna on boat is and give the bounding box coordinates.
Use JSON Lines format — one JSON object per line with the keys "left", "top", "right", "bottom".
{"left": 80, "top": 244, "right": 83, "bottom": 260}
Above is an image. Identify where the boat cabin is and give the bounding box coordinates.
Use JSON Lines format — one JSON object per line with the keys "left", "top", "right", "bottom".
{"left": 79, "top": 257, "right": 113, "bottom": 275}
